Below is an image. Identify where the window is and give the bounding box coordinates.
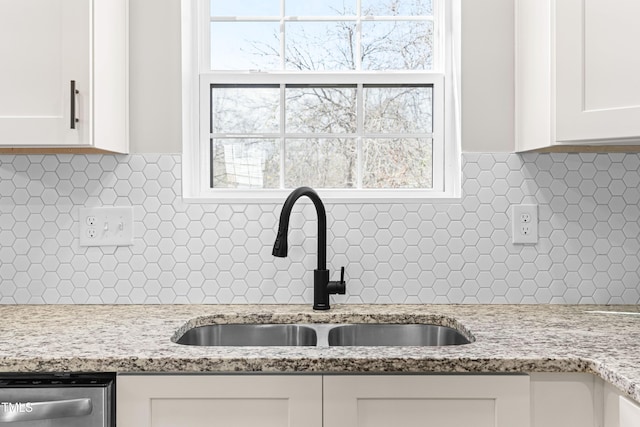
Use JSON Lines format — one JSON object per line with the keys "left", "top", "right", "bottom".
{"left": 182, "top": 0, "right": 460, "bottom": 201}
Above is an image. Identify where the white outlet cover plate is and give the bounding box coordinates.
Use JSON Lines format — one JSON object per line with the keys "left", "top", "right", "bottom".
{"left": 79, "top": 207, "right": 134, "bottom": 247}
{"left": 512, "top": 204, "right": 538, "bottom": 244}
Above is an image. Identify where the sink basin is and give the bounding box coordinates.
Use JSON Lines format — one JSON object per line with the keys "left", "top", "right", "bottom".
{"left": 327, "top": 324, "right": 471, "bottom": 346}
{"left": 176, "top": 324, "right": 318, "bottom": 346}
{"left": 174, "top": 323, "right": 472, "bottom": 347}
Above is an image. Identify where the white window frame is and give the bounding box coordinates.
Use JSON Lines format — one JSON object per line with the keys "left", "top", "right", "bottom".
{"left": 181, "top": 0, "right": 461, "bottom": 203}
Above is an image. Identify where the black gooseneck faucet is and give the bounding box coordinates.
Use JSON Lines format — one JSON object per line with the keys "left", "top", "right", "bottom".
{"left": 272, "top": 187, "right": 346, "bottom": 310}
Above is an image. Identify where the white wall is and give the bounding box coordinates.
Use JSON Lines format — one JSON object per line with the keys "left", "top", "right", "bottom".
{"left": 462, "top": 0, "right": 514, "bottom": 152}
{"left": 129, "top": 0, "right": 182, "bottom": 154}
{"left": 128, "top": 0, "right": 516, "bottom": 154}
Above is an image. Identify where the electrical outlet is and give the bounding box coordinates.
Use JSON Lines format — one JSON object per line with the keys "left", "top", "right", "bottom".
{"left": 512, "top": 204, "right": 538, "bottom": 244}
{"left": 79, "top": 207, "right": 134, "bottom": 247}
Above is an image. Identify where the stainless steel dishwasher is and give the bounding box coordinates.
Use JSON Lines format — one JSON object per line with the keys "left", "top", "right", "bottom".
{"left": 0, "top": 373, "right": 114, "bottom": 426}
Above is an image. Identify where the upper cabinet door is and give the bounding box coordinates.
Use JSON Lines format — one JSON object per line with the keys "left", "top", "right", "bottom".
{"left": 556, "top": 0, "right": 640, "bottom": 143}
{"left": 0, "top": 0, "right": 90, "bottom": 146}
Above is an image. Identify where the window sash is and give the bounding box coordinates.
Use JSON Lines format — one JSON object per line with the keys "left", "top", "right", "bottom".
{"left": 199, "top": 72, "right": 444, "bottom": 196}
{"left": 206, "top": 0, "right": 438, "bottom": 72}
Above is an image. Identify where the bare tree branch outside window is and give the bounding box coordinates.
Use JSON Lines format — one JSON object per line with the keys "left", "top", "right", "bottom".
{"left": 209, "top": 0, "right": 435, "bottom": 190}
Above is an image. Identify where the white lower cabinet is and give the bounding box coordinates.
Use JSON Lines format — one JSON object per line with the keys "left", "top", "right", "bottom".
{"left": 530, "top": 373, "right": 640, "bottom": 427}
{"left": 604, "top": 381, "right": 640, "bottom": 427}
{"left": 117, "top": 373, "right": 640, "bottom": 427}
{"left": 530, "top": 373, "right": 602, "bottom": 427}
{"left": 116, "top": 375, "right": 322, "bottom": 427}
{"left": 618, "top": 396, "right": 640, "bottom": 427}
{"left": 324, "top": 375, "right": 530, "bottom": 427}
{"left": 117, "top": 374, "right": 530, "bottom": 427}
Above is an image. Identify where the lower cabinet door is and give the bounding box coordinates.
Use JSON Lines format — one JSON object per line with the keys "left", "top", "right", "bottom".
{"left": 323, "top": 375, "right": 530, "bottom": 427}
{"left": 618, "top": 395, "right": 640, "bottom": 427}
{"left": 117, "top": 375, "right": 322, "bottom": 427}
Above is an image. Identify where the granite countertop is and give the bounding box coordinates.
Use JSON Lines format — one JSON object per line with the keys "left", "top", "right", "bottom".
{"left": 0, "top": 304, "right": 638, "bottom": 401}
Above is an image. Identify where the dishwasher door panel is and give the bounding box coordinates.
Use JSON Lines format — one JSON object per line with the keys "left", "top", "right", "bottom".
{"left": 0, "top": 387, "right": 108, "bottom": 426}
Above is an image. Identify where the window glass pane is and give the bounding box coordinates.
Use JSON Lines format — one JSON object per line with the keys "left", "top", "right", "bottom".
{"left": 211, "top": 23, "right": 280, "bottom": 70}
{"left": 286, "top": 0, "right": 356, "bottom": 16}
{"left": 364, "top": 85, "right": 433, "bottom": 133}
{"left": 362, "top": 138, "right": 433, "bottom": 188}
{"left": 362, "top": 0, "right": 433, "bottom": 16}
{"left": 285, "top": 22, "right": 357, "bottom": 70}
{"left": 285, "top": 139, "right": 357, "bottom": 188}
{"left": 212, "top": 139, "right": 280, "bottom": 188}
{"left": 211, "top": 86, "right": 279, "bottom": 134}
{"left": 211, "top": 0, "right": 280, "bottom": 16}
{"left": 361, "top": 21, "right": 433, "bottom": 70}
{"left": 286, "top": 86, "right": 356, "bottom": 134}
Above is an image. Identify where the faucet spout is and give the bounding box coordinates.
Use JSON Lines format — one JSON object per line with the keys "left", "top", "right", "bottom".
{"left": 272, "top": 187, "right": 345, "bottom": 310}
{"left": 272, "top": 187, "right": 326, "bottom": 270}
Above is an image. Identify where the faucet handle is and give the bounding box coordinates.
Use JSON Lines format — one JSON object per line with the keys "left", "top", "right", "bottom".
{"left": 328, "top": 267, "right": 346, "bottom": 295}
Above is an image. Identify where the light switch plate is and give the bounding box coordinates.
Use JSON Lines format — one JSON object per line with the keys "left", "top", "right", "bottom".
{"left": 79, "top": 207, "right": 134, "bottom": 247}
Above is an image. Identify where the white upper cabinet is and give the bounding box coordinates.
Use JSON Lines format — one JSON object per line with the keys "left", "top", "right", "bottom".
{"left": 516, "top": 0, "right": 640, "bottom": 151}
{"left": 0, "top": 0, "right": 128, "bottom": 153}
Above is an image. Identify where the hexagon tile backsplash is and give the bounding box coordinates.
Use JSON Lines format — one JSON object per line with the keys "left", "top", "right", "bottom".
{"left": 0, "top": 152, "right": 639, "bottom": 304}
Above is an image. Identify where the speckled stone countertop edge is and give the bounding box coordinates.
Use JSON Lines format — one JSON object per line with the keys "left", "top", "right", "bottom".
{"left": 0, "top": 304, "right": 639, "bottom": 403}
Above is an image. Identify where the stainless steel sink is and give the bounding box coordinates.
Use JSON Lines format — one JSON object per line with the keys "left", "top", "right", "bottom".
{"left": 327, "top": 324, "right": 471, "bottom": 346}
{"left": 176, "top": 324, "right": 318, "bottom": 346}
{"left": 175, "top": 323, "right": 472, "bottom": 347}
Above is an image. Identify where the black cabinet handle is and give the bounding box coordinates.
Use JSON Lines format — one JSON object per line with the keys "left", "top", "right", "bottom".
{"left": 70, "top": 80, "right": 79, "bottom": 129}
